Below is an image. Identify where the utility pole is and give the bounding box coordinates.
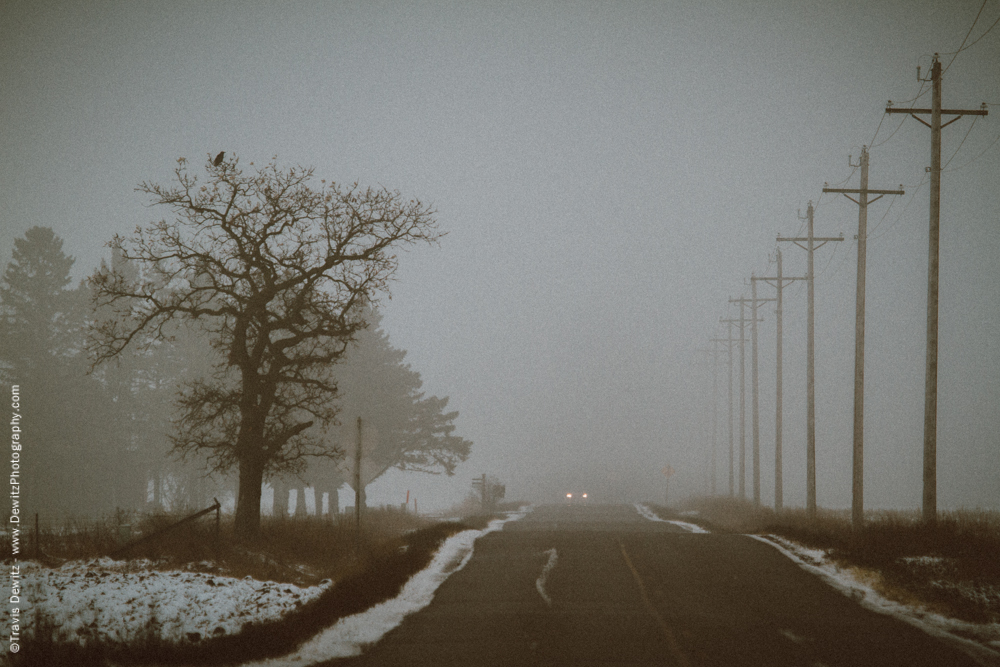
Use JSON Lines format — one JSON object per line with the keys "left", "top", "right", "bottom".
{"left": 732, "top": 287, "right": 774, "bottom": 505}
{"left": 723, "top": 300, "right": 761, "bottom": 500}
{"left": 778, "top": 202, "right": 843, "bottom": 516}
{"left": 721, "top": 306, "right": 746, "bottom": 499}
{"left": 714, "top": 321, "right": 740, "bottom": 496}
{"left": 710, "top": 341, "right": 719, "bottom": 496}
{"left": 474, "top": 473, "right": 488, "bottom": 510}
{"left": 823, "top": 147, "right": 904, "bottom": 528}
{"left": 696, "top": 344, "right": 725, "bottom": 496}
{"left": 355, "top": 417, "right": 363, "bottom": 531}
{"left": 757, "top": 249, "right": 807, "bottom": 510}
{"left": 886, "top": 55, "right": 988, "bottom": 524}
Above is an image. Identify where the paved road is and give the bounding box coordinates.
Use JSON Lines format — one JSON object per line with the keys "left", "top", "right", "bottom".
{"left": 325, "top": 504, "right": 986, "bottom": 666}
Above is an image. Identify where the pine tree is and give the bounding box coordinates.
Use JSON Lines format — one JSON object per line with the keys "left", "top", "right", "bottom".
{"left": 0, "top": 227, "right": 77, "bottom": 380}
{"left": 306, "top": 306, "right": 472, "bottom": 511}
{"left": 0, "top": 228, "right": 125, "bottom": 517}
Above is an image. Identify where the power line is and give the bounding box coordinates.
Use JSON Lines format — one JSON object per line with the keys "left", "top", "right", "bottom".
{"left": 890, "top": 76, "right": 931, "bottom": 107}
{"left": 872, "top": 115, "right": 909, "bottom": 149}
{"left": 942, "top": 115, "right": 981, "bottom": 169}
{"left": 869, "top": 112, "right": 889, "bottom": 148}
{"left": 941, "top": 0, "right": 1000, "bottom": 70}
{"left": 868, "top": 57, "right": 940, "bottom": 150}
{"left": 956, "top": 12, "right": 1000, "bottom": 52}
{"left": 943, "top": 0, "right": 989, "bottom": 73}
{"left": 942, "top": 126, "right": 1000, "bottom": 173}
{"left": 869, "top": 176, "right": 929, "bottom": 242}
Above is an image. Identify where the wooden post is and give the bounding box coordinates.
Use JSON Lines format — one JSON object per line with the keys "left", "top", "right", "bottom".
{"left": 758, "top": 249, "right": 807, "bottom": 511}
{"left": 824, "top": 149, "right": 904, "bottom": 528}
{"left": 778, "top": 205, "right": 843, "bottom": 517}
{"left": 355, "top": 417, "right": 363, "bottom": 532}
{"left": 747, "top": 280, "right": 776, "bottom": 506}
{"left": 884, "top": 56, "right": 987, "bottom": 525}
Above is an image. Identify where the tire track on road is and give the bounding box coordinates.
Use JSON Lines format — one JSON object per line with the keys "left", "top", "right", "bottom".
{"left": 618, "top": 539, "right": 692, "bottom": 667}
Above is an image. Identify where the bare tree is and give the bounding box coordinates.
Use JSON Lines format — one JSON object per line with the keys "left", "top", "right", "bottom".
{"left": 89, "top": 154, "right": 439, "bottom": 541}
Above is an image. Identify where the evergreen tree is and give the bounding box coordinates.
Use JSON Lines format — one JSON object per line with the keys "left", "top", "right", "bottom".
{"left": 0, "top": 228, "right": 129, "bottom": 518}
{"left": 309, "top": 307, "right": 472, "bottom": 510}
{"left": 0, "top": 227, "right": 77, "bottom": 380}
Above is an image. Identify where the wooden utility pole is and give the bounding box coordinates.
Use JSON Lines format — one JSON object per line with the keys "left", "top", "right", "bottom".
{"left": 714, "top": 321, "right": 739, "bottom": 497}
{"left": 710, "top": 342, "right": 719, "bottom": 496}
{"left": 823, "top": 147, "right": 904, "bottom": 528}
{"left": 732, "top": 287, "right": 775, "bottom": 505}
{"left": 696, "top": 344, "right": 724, "bottom": 496}
{"left": 705, "top": 338, "right": 734, "bottom": 496}
{"left": 472, "top": 473, "right": 489, "bottom": 510}
{"left": 885, "top": 55, "right": 987, "bottom": 524}
{"left": 749, "top": 279, "right": 776, "bottom": 507}
{"left": 724, "top": 300, "right": 762, "bottom": 501}
{"left": 707, "top": 338, "right": 730, "bottom": 496}
{"left": 758, "top": 249, "right": 807, "bottom": 510}
{"left": 778, "top": 202, "right": 843, "bottom": 516}
{"left": 355, "top": 417, "right": 363, "bottom": 531}
{"left": 721, "top": 306, "right": 746, "bottom": 499}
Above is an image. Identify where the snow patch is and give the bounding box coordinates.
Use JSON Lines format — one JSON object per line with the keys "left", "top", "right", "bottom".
{"left": 24, "top": 558, "right": 330, "bottom": 646}
{"left": 535, "top": 549, "right": 558, "bottom": 607}
{"left": 634, "top": 503, "right": 710, "bottom": 534}
{"left": 752, "top": 534, "right": 1000, "bottom": 666}
{"left": 241, "top": 509, "right": 529, "bottom": 666}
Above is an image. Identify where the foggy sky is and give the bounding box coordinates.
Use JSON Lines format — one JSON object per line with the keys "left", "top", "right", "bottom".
{"left": 2, "top": 0, "right": 999, "bottom": 512}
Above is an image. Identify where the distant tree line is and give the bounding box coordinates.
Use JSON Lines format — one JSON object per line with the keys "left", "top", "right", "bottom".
{"left": 1, "top": 155, "right": 470, "bottom": 539}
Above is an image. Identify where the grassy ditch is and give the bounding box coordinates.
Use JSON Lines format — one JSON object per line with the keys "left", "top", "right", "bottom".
{"left": 13, "top": 509, "right": 499, "bottom": 667}
{"left": 649, "top": 497, "right": 1000, "bottom": 624}
{"left": 7, "top": 506, "right": 439, "bottom": 585}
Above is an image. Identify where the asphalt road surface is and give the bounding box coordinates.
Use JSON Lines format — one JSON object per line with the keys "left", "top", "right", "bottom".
{"left": 324, "top": 503, "right": 986, "bottom": 666}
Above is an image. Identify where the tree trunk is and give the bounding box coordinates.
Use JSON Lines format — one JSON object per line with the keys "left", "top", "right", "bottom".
{"left": 272, "top": 479, "right": 289, "bottom": 517}
{"left": 294, "top": 487, "right": 308, "bottom": 517}
{"left": 152, "top": 473, "right": 162, "bottom": 509}
{"left": 189, "top": 473, "right": 206, "bottom": 511}
{"left": 234, "top": 458, "right": 265, "bottom": 543}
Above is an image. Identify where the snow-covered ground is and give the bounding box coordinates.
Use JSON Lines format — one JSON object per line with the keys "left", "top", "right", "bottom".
{"left": 20, "top": 508, "right": 529, "bottom": 666}
{"left": 242, "top": 509, "right": 528, "bottom": 666}
{"left": 26, "top": 505, "right": 997, "bottom": 665}
{"left": 752, "top": 534, "right": 1000, "bottom": 666}
{"left": 22, "top": 557, "right": 332, "bottom": 645}
{"left": 634, "top": 503, "right": 710, "bottom": 533}
{"left": 635, "top": 504, "right": 1000, "bottom": 665}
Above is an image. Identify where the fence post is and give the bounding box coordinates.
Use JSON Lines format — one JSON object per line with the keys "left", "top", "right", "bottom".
{"left": 110, "top": 498, "right": 222, "bottom": 559}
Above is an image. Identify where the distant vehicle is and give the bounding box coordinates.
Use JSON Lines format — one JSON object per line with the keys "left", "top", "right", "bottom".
{"left": 564, "top": 492, "right": 589, "bottom": 503}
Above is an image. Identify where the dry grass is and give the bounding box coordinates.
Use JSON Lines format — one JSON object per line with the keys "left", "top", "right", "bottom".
{"left": 12, "top": 507, "right": 504, "bottom": 667}
{"left": 655, "top": 497, "right": 1000, "bottom": 624}
{"left": 5, "top": 506, "right": 436, "bottom": 586}
{"left": 15, "top": 520, "right": 477, "bottom": 667}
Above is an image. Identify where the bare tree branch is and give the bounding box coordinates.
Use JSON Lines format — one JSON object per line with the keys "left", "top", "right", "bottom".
{"left": 89, "top": 154, "right": 440, "bottom": 541}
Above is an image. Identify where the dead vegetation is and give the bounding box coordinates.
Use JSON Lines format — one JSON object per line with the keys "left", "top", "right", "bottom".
{"left": 11, "top": 507, "right": 499, "bottom": 667}
{"left": 5, "top": 506, "right": 438, "bottom": 586}
{"left": 652, "top": 497, "right": 1000, "bottom": 624}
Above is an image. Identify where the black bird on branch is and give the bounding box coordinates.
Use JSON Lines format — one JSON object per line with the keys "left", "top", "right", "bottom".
{"left": 213, "top": 151, "right": 225, "bottom": 167}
